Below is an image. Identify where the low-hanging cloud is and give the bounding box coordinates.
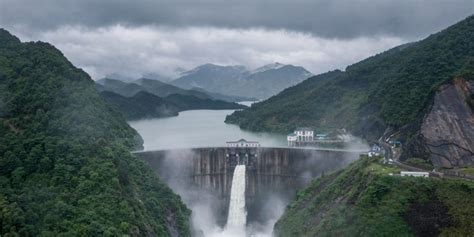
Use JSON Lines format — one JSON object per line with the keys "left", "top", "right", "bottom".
{"left": 11, "top": 25, "right": 406, "bottom": 79}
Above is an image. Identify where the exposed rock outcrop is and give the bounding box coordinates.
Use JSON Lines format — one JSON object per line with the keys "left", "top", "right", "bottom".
{"left": 415, "top": 79, "right": 474, "bottom": 168}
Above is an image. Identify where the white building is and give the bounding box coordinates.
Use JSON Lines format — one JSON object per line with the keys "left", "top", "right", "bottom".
{"left": 295, "top": 127, "right": 314, "bottom": 142}
{"left": 287, "top": 133, "right": 298, "bottom": 146}
{"left": 368, "top": 144, "right": 383, "bottom": 157}
{"left": 400, "top": 171, "right": 429, "bottom": 177}
{"left": 226, "top": 139, "right": 260, "bottom": 148}
{"left": 287, "top": 127, "right": 314, "bottom": 146}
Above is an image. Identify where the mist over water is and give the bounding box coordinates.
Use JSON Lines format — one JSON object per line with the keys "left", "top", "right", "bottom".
{"left": 129, "top": 109, "right": 286, "bottom": 150}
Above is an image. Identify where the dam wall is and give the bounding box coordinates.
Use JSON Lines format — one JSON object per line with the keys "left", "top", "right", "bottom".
{"left": 136, "top": 147, "right": 360, "bottom": 226}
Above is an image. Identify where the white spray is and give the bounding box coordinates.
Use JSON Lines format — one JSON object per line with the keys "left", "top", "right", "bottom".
{"left": 225, "top": 164, "right": 247, "bottom": 233}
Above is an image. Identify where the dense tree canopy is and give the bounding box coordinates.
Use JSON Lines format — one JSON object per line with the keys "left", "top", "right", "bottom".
{"left": 275, "top": 156, "right": 474, "bottom": 236}
{"left": 100, "top": 89, "right": 246, "bottom": 121}
{"left": 0, "top": 29, "right": 190, "bottom": 236}
{"left": 226, "top": 15, "right": 474, "bottom": 139}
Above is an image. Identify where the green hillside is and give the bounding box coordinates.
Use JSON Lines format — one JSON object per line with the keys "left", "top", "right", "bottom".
{"left": 100, "top": 90, "right": 246, "bottom": 120}
{"left": 97, "top": 77, "right": 254, "bottom": 102}
{"left": 274, "top": 156, "right": 474, "bottom": 236}
{"left": 165, "top": 94, "right": 247, "bottom": 111}
{"left": 0, "top": 29, "right": 190, "bottom": 236}
{"left": 100, "top": 91, "right": 180, "bottom": 120}
{"left": 226, "top": 15, "right": 474, "bottom": 139}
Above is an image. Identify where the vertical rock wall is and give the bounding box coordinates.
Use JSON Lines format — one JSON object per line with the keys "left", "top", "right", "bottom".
{"left": 406, "top": 79, "right": 474, "bottom": 168}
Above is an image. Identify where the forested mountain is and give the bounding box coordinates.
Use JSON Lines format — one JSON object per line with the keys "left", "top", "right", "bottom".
{"left": 96, "top": 78, "right": 144, "bottom": 97}
{"left": 98, "top": 77, "right": 252, "bottom": 102}
{"left": 100, "top": 91, "right": 180, "bottom": 120}
{"left": 171, "top": 63, "right": 248, "bottom": 92}
{"left": 171, "top": 63, "right": 313, "bottom": 99}
{"left": 98, "top": 78, "right": 208, "bottom": 98}
{"left": 226, "top": 16, "right": 474, "bottom": 141}
{"left": 0, "top": 29, "right": 190, "bottom": 236}
{"left": 164, "top": 93, "right": 246, "bottom": 111}
{"left": 275, "top": 156, "right": 474, "bottom": 236}
{"left": 100, "top": 90, "right": 246, "bottom": 120}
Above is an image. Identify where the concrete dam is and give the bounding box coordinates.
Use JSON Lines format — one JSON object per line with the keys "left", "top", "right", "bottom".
{"left": 135, "top": 147, "right": 361, "bottom": 229}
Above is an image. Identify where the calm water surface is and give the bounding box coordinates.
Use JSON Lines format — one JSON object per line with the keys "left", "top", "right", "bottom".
{"left": 128, "top": 109, "right": 286, "bottom": 150}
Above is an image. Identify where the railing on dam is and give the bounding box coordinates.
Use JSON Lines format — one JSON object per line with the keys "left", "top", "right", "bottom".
{"left": 132, "top": 146, "right": 368, "bottom": 154}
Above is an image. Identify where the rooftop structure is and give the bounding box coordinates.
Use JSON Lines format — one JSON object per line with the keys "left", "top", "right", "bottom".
{"left": 368, "top": 144, "right": 383, "bottom": 157}
{"left": 226, "top": 138, "right": 260, "bottom": 148}
{"left": 288, "top": 128, "right": 314, "bottom": 146}
{"left": 315, "top": 133, "right": 328, "bottom": 140}
{"left": 400, "top": 171, "right": 429, "bottom": 177}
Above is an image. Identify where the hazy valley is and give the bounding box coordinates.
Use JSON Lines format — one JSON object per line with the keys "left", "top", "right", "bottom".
{"left": 1, "top": 2, "right": 474, "bottom": 237}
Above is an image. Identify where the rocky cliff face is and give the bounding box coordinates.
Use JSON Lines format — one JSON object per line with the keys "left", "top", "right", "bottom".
{"left": 406, "top": 79, "right": 474, "bottom": 168}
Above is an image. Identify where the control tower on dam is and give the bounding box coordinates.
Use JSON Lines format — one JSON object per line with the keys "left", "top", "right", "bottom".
{"left": 135, "top": 144, "right": 362, "bottom": 226}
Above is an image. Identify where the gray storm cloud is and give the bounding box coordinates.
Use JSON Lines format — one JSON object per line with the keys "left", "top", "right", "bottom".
{"left": 9, "top": 25, "right": 405, "bottom": 79}
{"left": 1, "top": 0, "right": 472, "bottom": 80}
{"left": 1, "top": 0, "right": 473, "bottom": 38}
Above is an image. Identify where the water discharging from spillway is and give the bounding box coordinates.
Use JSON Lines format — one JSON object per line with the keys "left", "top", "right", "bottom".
{"left": 225, "top": 164, "right": 247, "bottom": 233}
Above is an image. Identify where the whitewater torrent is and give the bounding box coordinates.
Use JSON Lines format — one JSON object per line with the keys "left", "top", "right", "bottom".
{"left": 225, "top": 164, "right": 247, "bottom": 232}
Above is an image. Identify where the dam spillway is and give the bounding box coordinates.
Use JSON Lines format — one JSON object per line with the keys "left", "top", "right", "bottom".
{"left": 226, "top": 164, "right": 247, "bottom": 230}
{"left": 135, "top": 147, "right": 361, "bottom": 229}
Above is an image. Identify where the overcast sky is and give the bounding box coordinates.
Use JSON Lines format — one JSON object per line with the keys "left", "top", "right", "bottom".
{"left": 1, "top": 0, "right": 473, "bottom": 79}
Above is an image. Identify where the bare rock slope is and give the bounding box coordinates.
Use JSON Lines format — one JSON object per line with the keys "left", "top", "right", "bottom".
{"left": 419, "top": 79, "right": 474, "bottom": 167}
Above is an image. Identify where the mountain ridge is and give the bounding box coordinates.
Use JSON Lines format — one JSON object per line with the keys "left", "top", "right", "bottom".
{"left": 170, "top": 62, "right": 313, "bottom": 99}
{"left": 100, "top": 89, "right": 246, "bottom": 120}
{"left": 97, "top": 77, "right": 254, "bottom": 102}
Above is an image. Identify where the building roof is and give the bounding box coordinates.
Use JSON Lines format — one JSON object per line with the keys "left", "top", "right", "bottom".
{"left": 287, "top": 133, "right": 297, "bottom": 136}
{"left": 295, "top": 127, "right": 313, "bottom": 131}
{"left": 400, "top": 171, "right": 429, "bottom": 174}
{"left": 226, "top": 138, "right": 259, "bottom": 143}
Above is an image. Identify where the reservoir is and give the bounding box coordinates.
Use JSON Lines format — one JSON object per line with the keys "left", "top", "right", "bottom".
{"left": 128, "top": 109, "right": 286, "bottom": 150}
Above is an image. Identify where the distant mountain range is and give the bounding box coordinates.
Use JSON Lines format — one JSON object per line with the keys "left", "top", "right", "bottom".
{"left": 170, "top": 62, "right": 313, "bottom": 99}
{"left": 96, "top": 77, "right": 253, "bottom": 102}
{"left": 96, "top": 78, "right": 246, "bottom": 120}
{"left": 105, "top": 62, "right": 312, "bottom": 100}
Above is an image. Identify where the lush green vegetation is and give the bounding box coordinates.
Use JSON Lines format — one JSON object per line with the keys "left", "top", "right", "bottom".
{"left": 459, "top": 167, "right": 474, "bottom": 176}
{"left": 0, "top": 29, "right": 190, "bottom": 236}
{"left": 100, "top": 91, "right": 180, "bottom": 120}
{"left": 226, "top": 15, "right": 474, "bottom": 139}
{"left": 164, "top": 93, "right": 246, "bottom": 111}
{"left": 98, "top": 77, "right": 253, "bottom": 102}
{"left": 405, "top": 158, "right": 434, "bottom": 170}
{"left": 275, "top": 156, "right": 474, "bottom": 236}
{"left": 100, "top": 89, "right": 246, "bottom": 120}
